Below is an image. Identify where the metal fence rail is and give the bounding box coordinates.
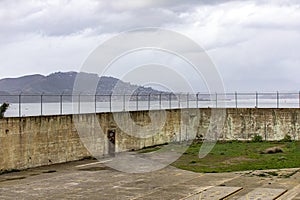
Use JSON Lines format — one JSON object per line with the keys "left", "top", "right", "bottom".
{"left": 0, "top": 92, "right": 299, "bottom": 117}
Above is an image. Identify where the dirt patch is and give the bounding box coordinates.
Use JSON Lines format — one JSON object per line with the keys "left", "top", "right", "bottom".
{"left": 248, "top": 169, "right": 300, "bottom": 178}
{"left": 261, "top": 146, "right": 283, "bottom": 154}
{"left": 78, "top": 166, "right": 112, "bottom": 171}
{"left": 222, "top": 157, "right": 255, "bottom": 165}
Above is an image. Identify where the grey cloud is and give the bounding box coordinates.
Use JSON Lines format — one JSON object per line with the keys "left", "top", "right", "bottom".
{"left": 0, "top": 0, "right": 300, "bottom": 92}
{"left": 1, "top": 0, "right": 299, "bottom": 39}
{"left": 209, "top": 29, "right": 300, "bottom": 91}
{"left": 0, "top": 0, "right": 241, "bottom": 38}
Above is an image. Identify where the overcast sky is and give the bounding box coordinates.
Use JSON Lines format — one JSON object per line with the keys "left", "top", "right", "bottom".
{"left": 0, "top": 0, "right": 299, "bottom": 92}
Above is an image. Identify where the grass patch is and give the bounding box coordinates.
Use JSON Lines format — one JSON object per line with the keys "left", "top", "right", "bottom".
{"left": 171, "top": 141, "right": 300, "bottom": 173}
{"left": 266, "top": 171, "right": 279, "bottom": 176}
{"left": 138, "top": 143, "right": 168, "bottom": 154}
{"left": 42, "top": 170, "right": 56, "bottom": 174}
{"left": 257, "top": 173, "right": 267, "bottom": 177}
{"left": 138, "top": 147, "right": 161, "bottom": 154}
{"left": 281, "top": 169, "right": 300, "bottom": 178}
{"left": 0, "top": 169, "right": 20, "bottom": 175}
{"left": 78, "top": 167, "right": 110, "bottom": 171}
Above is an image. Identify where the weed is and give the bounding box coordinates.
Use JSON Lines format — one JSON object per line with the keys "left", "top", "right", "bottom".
{"left": 266, "top": 171, "right": 278, "bottom": 176}
{"left": 281, "top": 134, "right": 292, "bottom": 142}
{"left": 252, "top": 135, "right": 263, "bottom": 142}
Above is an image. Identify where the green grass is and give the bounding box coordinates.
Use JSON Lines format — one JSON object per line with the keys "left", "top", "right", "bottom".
{"left": 169, "top": 141, "right": 300, "bottom": 173}
{"left": 139, "top": 141, "right": 300, "bottom": 173}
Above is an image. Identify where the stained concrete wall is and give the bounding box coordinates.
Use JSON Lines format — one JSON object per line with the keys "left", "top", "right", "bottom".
{"left": 1, "top": 108, "right": 299, "bottom": 171}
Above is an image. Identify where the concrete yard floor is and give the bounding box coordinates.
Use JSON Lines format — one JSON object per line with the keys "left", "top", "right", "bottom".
{"left": 0, "top": 158, "right": 299, "bottom": 200}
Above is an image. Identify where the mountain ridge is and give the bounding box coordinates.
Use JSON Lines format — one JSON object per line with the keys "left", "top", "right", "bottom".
{"left": 0, "top": 71, "right": 161, "bottom": 95}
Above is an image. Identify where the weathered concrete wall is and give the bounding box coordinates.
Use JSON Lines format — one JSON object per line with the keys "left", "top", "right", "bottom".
{"left": 0, "top": 116, "right": 91, "bottom": 171}
{"left": 223, "top": 108, "right": 300, "bottom": 141}
{"left": 1, "top": 108, "right": 300, "bottom": 171}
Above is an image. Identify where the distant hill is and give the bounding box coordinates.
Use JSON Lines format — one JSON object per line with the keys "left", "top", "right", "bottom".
{"left": 0, "top": 71, "right": 161, "bottom": 95}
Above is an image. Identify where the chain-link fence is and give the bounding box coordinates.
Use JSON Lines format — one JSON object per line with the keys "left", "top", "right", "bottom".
{"left": 0, "top": 92, "right": 299, "bottom": 117}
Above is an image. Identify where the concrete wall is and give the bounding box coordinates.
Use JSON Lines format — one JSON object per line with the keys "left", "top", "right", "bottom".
{"left": 1, "top": 108, "right": 300, "bottom": 171}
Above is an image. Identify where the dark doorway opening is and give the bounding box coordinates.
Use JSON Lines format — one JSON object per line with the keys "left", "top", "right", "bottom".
{"left": 107, "top": 129, "right": 116, "bottom": 156}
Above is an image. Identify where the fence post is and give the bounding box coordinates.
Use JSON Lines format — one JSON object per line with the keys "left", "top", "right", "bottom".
{"left": 78, "top": 93, "right": 81, "bottom": 114}
{"left": 19, "top": 93, "right": 22, "bottom": 117}
{"left": 94, "top": 94, "right": 97, "bottom": 113}
{"left": 215, "top": 93, "right": 218, "bottom": 108}
{"left": 277, "top": 91, "right": 279, "bottom": 108}
{"left": 109, "top": 93, "right": 112, "bottom": 112}
{"left": 148, "top": 93, "right": 151, "bottom": 110}
{"left": 187, "top": 93, "right": 189, "bottom": 108}
{"left": 136, "top": 92, "right": 139, "bottom": 111}
{"left": 40, "top": 93, "right": 43, "bottom": 116}
{"left": 159, "top": 92, "right": 162, "bottom": 109}
{"left": 235, "top": 92, "right": 238, "bottom": 109}
{"left": 60, "top": 92, "right": 63, "bottom": 115}
{"left": 169, "top": 93, "right": 172, "bottom": 109}
{"left": 123, "top": 93, "right": 126, "bottom": 111}
{"left": 178, "top": 93, "right": 181, "bottom": 108}
{"left": 255, "top": 92, "right": 258, "bottom": 108}
{"left": 196, "top": 93, "right": 199, "bottom": 108}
